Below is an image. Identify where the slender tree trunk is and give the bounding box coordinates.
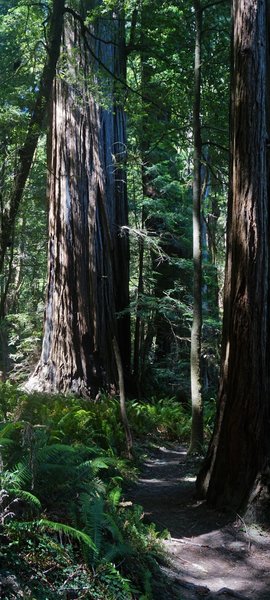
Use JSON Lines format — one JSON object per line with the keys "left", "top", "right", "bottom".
{"left": 112, "top": 336, "right": 133, "bottom": 458}
{"left": 0, "top": 321, "right": 10, "bottom": 380}
{"left": 26, "top": 3, "right": 130, "bottom": 396}
{"left": 0, "top": 0, "right": 65, "bottom": 273}
{"left": 189, "top": 0, "right": 203, "bottom": 453}
{"left": 133, "top": 227, "right": 145, "bottom": 397}
{"left": 197, "top": 0, "right": 270, "bottom": 515}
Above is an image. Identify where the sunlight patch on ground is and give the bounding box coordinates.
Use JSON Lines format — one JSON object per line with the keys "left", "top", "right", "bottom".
{"left": 158, "top": 446, "right": 187, "bottom": 456}
{"left": 138, "top": 477, "right": 176, "bottom": 484}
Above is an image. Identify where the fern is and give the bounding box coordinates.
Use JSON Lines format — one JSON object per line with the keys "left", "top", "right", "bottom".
{"left": 36, "top": 443, "right": 79, "bottom": 462}
{"left": 0, "top": 421, "right": 24, "bottom": 437}
{"left": 38, "top": 518, "right": 97, "bottom": 552}
{"left": 78, "top": 493, "right": 105, "bottom": 556}
{"left": 13, "top": 462, "right": 33, "bottom": 486}
{"left": 97, "top": 563, "right": 133, "bottom": 600}
{"left": 103, "top": 541, "right": 134, "bottom": 563}
{"left": 0, "top": 437, "right": 14, "bottom": 448}
{"left": 9, "top": 488, "right": 41, "bottom": 510}
{"left": 108, "top": 486, "right": 122, "bottom": 507}
{"left": 103, "top": 512, "right": 124, "bottom": 544}
{"left": 0, "top": 392, "right": 172, "bottom": 597}
{"left": 89, "top": 457, "right": 110, "bottom": 471}
{"left": 1, "top": 464, "right": 32, "bottom": 496}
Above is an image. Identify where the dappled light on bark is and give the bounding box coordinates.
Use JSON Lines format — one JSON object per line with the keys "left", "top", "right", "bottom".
{"left": 26, "top": 3, "right": 130, "bottom": 396}
{"left": 197, "top": 0, "right": 270, "bottom": 515}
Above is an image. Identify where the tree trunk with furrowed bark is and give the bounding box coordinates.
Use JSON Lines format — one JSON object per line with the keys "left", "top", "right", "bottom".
{"left": 26, "top": 1, "right": 130, "bottom": 396}
{"left": 197, "top": 0, "right": 270, "bottom": 518}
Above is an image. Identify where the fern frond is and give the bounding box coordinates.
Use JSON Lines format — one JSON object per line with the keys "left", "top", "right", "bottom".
{"left": 103, "top": 513, "right": 124, "bottom": 544}
{"left": 98, "top": 563, "right": 133, "bottom": 599}
{"left": 0, "top": 421, "right": 24, "bottom": 437}
{"left": 0, "top": 464, "right": 32, "bottom": 493}
{"left": 85, "top": 458, "right": 109, "bottom": 471}
{"left": 108, "top": 486, "right": 121, "bottom": 507}
{"left": 58, "top": 407, "right": 90, "bottom": 427}
{"left": 37, "top": 444, "right": 77, "bottom": 462}
{"left": 38, "top": 518, "right": 97, "bottom": 551}
{"left": 79, "top": 493, "right": 105, "bottom": 554}
{"left": 0, "top": 437, "right": 14, "bottom": 448}
{"left": 103, "top": 542, "right": 134, "bottom": 563}
{"left": 13, "top": 462, "right": 32, "bottom": 487}
{"left": 6, "top": 485, "right": 41, "bottom": 507}
{"left": 16, "top": 490, "right": 41, "bottom": 510}
{"left": 75, "top": 460, "right": 94, "bottom": 479}
{"left": 89, "top": 477, "right": 106, "bottom": 497}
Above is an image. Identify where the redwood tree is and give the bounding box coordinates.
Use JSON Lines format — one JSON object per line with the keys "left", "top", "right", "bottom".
{"left": 27, "top": 2, "right": 130, "bottom": 396}
{"left": 197, "top": 0, "right": 270, "bottom": 514}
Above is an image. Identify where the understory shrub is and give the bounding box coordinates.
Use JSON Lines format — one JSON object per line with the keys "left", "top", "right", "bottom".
{"left": 128, "top": 396, "right": 191, "bottom": 441}
{"left": 0, "top": 385, "right": 175, "bottom": 599}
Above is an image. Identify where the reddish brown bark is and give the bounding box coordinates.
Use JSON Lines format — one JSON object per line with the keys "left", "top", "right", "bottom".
{"left": 26, "top": 4, "right": 130, "bottom": 396}
{"left": 197, "top": 0, "right": 270, "bottom": 513}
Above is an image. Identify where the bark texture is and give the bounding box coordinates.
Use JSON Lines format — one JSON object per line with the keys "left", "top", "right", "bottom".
{"left": 27, "top": 3, "right": 130, "bottom": 396}
{"left": 189, "top": 0, "right": 203, "bottom": 453}
{"left": 197, "top": 0, "right": 270, "bottom": 513}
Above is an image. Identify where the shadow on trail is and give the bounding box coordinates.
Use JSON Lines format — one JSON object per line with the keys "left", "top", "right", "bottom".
{"left": 128, "top": 444, "right": 270, "bottom": 600}
{"left": 129, "top": 445, "right": 230, "bottom": 538}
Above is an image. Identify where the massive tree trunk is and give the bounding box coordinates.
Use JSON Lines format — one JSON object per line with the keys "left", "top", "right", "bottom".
{"left": 26, "top": 2, "right": 130, "bottom": 396}
{"left": 197, "top": 0, "right": 270, "bottom": 515}
{"left": 189, "top": 0, "right": 203, "bottom": 453}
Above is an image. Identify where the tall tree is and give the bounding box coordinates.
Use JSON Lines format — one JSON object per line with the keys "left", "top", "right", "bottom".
{"left": 197, "top": 0, "right": 270, "bottom": 514}
{"left": 189, "top": 0, "right": 203, "bottom": 453}
{"left": 26, "top": 1, "right": 130, "bottom": 396}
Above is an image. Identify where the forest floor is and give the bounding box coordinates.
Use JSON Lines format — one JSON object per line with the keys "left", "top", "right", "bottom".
{"left": 127, "top": 442, "right": 270, "bottom": 600}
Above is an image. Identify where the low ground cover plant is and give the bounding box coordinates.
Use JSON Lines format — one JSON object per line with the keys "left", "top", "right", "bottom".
{"left": 0, "top": 384, "right": 188, "bottom": 599}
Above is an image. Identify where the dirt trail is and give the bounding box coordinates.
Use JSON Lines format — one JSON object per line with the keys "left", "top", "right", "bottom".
{"left": 128, "top": 444, "right": 270, "bottom": 600}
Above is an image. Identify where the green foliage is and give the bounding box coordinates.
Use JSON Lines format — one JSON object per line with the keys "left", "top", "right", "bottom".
{"left": 128, "top": 397, "right": 191, "bottom": 441}
{"left": 0, "top": 380, "right": 19, "bottom": 419}
{"left": 0, "top": 0, "right": 231, "bottom": 590}
{"left": 0, "top": 387, "right": 172, "bottom": 598}
{"left": 38, "top": 518, "right": 97, "bottom": 552}
{"left": 0, "top": 0, "right": 228, "bottom": 408}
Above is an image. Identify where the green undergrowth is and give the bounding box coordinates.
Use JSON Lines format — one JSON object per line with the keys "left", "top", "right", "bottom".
{"left": 128, "top": 397, "right": 192, "bottom": 442}
{"left": 0, "top": 383, "right": 193, "bottom": 599}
